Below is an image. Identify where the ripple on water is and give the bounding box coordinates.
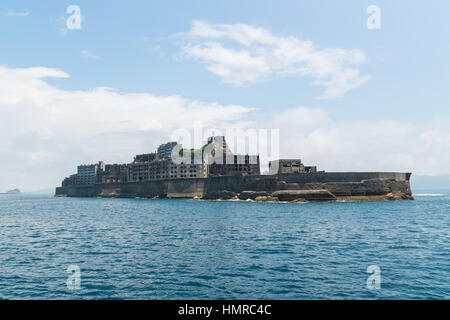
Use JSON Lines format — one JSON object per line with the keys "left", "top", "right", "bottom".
{"left": 0, "top": 193, "right": 448, "bottom": 299}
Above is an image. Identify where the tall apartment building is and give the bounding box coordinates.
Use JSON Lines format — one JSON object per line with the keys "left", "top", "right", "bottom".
{"left": 134, "top": 153, "right": 161, "bottom": 163}
{"left": 203, "top": 136, "right": 260, "bottom": 176}
{"left": 127, "top": 159, "right": 205, "bottom": 182}
{"left": 207, "top": 154, "right": 260, "bottom": 176}
{"left": 101, "top": 164, "right": 128, "bottom": 184}
{"left": 157, "top": 142, "right": 179, "bottom": 159}
{"left": 76, "top": 161, "right": 105, "bottom": 185}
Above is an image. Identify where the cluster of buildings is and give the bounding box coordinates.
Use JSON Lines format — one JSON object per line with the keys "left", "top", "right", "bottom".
{"left": 61, "top": 136, "right": 318, "bottom": 187}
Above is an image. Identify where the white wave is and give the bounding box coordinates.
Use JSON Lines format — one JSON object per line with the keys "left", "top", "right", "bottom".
{"left": 413, "top": 193, "right": 445, "bottom": 197}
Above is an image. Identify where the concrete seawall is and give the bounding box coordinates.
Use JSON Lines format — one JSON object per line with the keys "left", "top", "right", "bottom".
{"left": 55, "top": 172, "right": 413, "bottom": 202}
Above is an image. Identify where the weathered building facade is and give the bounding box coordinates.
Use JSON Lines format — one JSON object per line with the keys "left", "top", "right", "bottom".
{"left": 60, "top": 136, "right": 261, "bottom": 186}
{"left": 101, "top": 164, "right": 128, "bottom": 184}
{"left": 157, "top": 142, "right": 179, "bottom": 159}
{"left": 127, "top": 160, "right": 206, "bottom": 182}
{"left": 76, "top": 162, "right": 105, "bottom": 185}
{"left": 208, "top": 155, "right": 260, "bottom": 176}
{"left": 268, "top": 159, "right": 318, "bottom": 175}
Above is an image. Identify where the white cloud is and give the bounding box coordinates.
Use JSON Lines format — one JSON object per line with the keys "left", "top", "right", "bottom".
{"left": 0, "top": 65, "right": 255, "bottom": 191}
{"left": 269, "top": 106, "right": 450, "bottom": 175}
{"left": 5, "top": 11, "right": 29, "bottom": 17}
{"left": 0, "top": 65, "right": 448, "bottom": 192}
{"left": 181, "top": 21, "right": 371, "bottom": 99}
{"left": 80, "top": 50, "right": 101, "bottom": 60}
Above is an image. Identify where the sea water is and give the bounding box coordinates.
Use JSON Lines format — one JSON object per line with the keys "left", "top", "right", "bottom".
{"left": 0, "top": 191, "right": 448, "bottom": 299}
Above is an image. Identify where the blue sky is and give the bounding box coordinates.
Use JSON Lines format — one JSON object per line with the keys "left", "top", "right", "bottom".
{"left": 2, "top": 0, "right": 450, "bottom": 121}
{"left": 0, "top": 1, "right": 449, "bottom": 191}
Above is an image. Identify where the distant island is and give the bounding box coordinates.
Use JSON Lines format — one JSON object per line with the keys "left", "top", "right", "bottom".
{"left": 0, "top": 189, "right": 21, "bottom": 195}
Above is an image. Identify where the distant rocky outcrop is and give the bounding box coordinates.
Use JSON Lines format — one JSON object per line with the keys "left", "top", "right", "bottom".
{"left": 254, "top": 195, "right": 279, "bottom": 202}
{"left": 385, "top": 192, "right": 414, "bottom": 201}
{"left": 0, "top": 189, "right": 21, "bottom": 195}
{"left": 202, "top": 190, "right": 238, "bottom": 200}
{"left": 238, "top": 191, "right": 270, "bottom": 200}
{"left": 272, "top": 189, "right": 337, "bottom": 202}
{"left": 202, "top": 188, "right": 411, "bottom": 203}
{"left": 205, "top": 189, "right": 338, "bottom": 202}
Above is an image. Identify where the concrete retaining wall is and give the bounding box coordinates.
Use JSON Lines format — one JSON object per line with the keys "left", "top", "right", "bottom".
{"left": 55, "top": 172, "right": 412, "bottom": 199}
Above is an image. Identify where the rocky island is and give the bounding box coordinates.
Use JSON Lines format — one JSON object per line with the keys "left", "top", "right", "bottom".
{"left": 0, "top": 189, "right": 21, "bottom": 195}
{"left": 55, "top": 136, "right": 413, "bottom": 202}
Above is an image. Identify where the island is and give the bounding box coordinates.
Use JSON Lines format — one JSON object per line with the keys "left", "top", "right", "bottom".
{"left": 0, "top": 189, "right": 21, "bottom": 195}
{"left": 55, "top": 136, "right": 413, "bottom": 202}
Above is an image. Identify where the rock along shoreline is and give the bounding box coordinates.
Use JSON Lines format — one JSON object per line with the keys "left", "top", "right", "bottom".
{"left": 56, "top": 172, "right": 414, "bottom": 203}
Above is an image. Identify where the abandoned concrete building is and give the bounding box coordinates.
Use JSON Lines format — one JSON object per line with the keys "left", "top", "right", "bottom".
{"left": 61, "top": 136, "right": 264, "bottom": 186}
{"left": 268, "top": 159, "right": 318, "bottom": 175}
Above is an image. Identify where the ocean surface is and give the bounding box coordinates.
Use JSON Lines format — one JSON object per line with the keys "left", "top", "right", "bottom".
{"left": 0, "top": 190, "right": 448, "bottom": 300}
